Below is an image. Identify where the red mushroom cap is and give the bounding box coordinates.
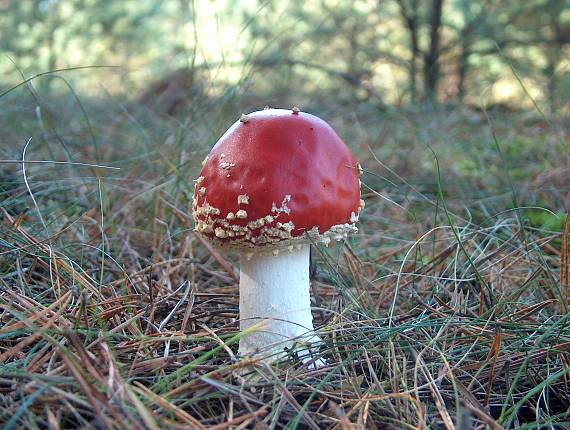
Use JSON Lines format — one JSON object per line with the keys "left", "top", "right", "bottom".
{"left": 193, "top": 108, "right": 364, "bottom": 249}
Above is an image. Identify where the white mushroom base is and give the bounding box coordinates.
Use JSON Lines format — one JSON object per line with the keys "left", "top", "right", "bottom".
{"left": 238, "top": 243, "right": 320, "bottom": 360}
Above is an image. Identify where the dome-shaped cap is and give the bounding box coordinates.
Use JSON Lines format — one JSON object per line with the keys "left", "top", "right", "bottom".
{"left": 192, "top": 108, "right": 364, "bottom": 249}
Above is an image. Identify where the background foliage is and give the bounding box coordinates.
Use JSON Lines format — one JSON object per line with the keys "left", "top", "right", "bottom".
{"left": 1, "top": 0, "right": 569, "bottom": 110}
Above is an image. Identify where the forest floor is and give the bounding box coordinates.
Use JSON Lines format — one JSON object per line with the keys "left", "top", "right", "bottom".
{"left": 0, "top": 86, "right": 569, "bottom": 429}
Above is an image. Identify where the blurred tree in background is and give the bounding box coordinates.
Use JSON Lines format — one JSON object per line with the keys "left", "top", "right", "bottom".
{"left": 244, "top": 0, "right": 570, "bottom": 111}
{"left": 0, "top": 0, "right": 568, "bottom": 112}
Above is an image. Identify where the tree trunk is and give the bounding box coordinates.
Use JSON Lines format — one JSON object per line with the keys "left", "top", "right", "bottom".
{"left": 456, "top": 4, "right": 489, "bottom": 103}
{"left": 457, "top": 33, "right": 470, "bottom": 102}
{"left": 397, "top": 0, "right": 420, "bottom": 103}
{"left": 424, "top": 0, "right": 444, "bottom": 105}
{"left": 546, "top": 0, "right": 562, "bottom": 113}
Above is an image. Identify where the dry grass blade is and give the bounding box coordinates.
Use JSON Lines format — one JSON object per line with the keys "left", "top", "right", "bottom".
{"left": 561, "top": 210, "right": 569, "bottom": 314}
{"left": 259, "top": 365, "right": 321, "bottom": 430}
{"left": 207, "top": 406, "right": 268, "bottom": 430}
{"left": 414, "top": 352, "right": 455, "bottom": 430}
{"left": 0, "top": 292, "right": 71, "bottom": 363}
{"left": 131, "top": 382, "right": 206, "bottom": 429}
{"left": 194, "top": 233, "right": 239, "bottom": 282}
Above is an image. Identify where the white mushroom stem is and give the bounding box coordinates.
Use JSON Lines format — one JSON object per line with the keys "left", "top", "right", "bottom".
{"left": 238, "top": 243, "right": 319, "bottom": 358}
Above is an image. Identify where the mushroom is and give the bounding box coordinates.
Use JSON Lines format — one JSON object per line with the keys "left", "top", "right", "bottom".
{"left": 192, "top": 108, "right": 363, "bottom": 359}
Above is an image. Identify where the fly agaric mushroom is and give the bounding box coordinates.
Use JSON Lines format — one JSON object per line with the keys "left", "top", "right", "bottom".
{"left": 192, "top": 108, "right": 363, "bottom": 359}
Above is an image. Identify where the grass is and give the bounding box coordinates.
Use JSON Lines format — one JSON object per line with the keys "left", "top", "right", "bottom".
{"left": 0, "top": 76, "right": 569, "bottom": 429}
